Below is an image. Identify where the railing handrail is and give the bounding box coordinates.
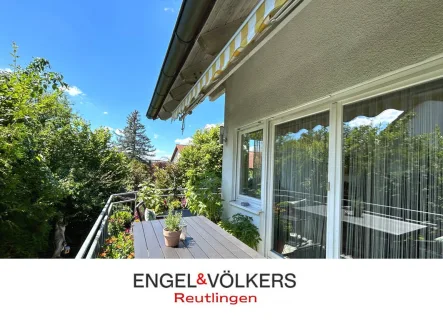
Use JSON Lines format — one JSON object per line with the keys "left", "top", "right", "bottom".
{"left": 76, "top": 187, "right": 222, "bottom": 259}
{"left": 274, "top": 188, "right": 443, "bottom": 218}
{"left": 156, "top": 187, "right": 221, "bottom": 192}
{"left": 75, "top": 191, "right": 137, "bottom": 259}
{"left": 75, "top": 195, "right": 113, "bottom": 259}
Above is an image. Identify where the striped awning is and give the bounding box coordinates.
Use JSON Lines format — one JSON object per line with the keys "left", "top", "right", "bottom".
{"left": 172, "top": 0, "right": 290, "bottom": 121}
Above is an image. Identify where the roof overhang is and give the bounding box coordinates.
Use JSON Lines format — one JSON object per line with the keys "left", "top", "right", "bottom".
{"left": 147, "top": 0, "right": 306, "bottom": 122}
{"left": 146, "top": 0, "right": 216, "bottom": 120}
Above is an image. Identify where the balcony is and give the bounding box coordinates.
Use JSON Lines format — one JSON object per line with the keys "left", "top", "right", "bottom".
{"left": 75, "top": 189, "right": 263, "bottom": 259}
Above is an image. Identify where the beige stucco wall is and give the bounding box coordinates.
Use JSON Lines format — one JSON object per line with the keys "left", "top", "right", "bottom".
{"left": 221, "top": 0, "right": 443, "bottom": 255}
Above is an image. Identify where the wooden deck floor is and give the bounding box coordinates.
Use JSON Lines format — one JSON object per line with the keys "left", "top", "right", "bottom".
{"left": 133, "top": 216, "right": 263, "bottom": 259}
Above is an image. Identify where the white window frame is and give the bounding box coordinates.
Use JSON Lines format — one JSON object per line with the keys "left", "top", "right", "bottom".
{"left": 234, "top": 123, "right": 266, "bottom": 210}
{"left": 261, "top": 54, "right": 443, "bottom": 258}
{"left": 264, "top": 104, "right": 332, "bottom": 258}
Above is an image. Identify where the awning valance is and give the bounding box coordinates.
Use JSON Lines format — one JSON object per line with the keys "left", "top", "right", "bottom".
{"left": 172, "top": 0, "right": 290, "bottom": 121}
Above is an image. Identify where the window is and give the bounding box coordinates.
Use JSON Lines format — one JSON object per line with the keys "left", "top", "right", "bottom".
{"left": 341, "top": 78, "right": 443, "bottom": 258}
{"left": 239, "top": 129, "right": 263, "bottom": 200}
{"left": 272, "top": 111, "right": 330, "bottom": 258}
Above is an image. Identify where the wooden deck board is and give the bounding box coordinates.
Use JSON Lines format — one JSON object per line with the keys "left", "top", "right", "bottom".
{"left": 185, "top": 217, "right": 238, "bottom": 258}
{"left": 134, "top": 216, "right": 264, "bottom": 259}
{"left": 185, "top": 221, "right": 223, "bottom": 258}
{"left": 133, "top": 222, "right": 149, "bottom": 258}
{"left": 197, "top": 216, "right": 264, "bottom": 258}
{"left": 158, "top": 219, "right": 194, "bottom": 259}
{"left": 187, "top": 216, "right": 254, "bottom": 258}
{"left": 150, "top": 220, "right": 180, "bottom": 259}
{"left": 141, "top": 221, "right": 164, "bottom": 258}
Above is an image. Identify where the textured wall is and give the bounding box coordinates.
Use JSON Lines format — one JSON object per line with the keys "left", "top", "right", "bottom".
{"left": 221, "top": 0, "right": 443, "bottom": 254}
{"left": 225, "top": 0, "right": 443, "bottom": 126}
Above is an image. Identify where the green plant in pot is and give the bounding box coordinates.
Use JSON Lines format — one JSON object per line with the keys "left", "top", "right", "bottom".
{"left": 163, "top": 210, "right": 183, "bottom": 247}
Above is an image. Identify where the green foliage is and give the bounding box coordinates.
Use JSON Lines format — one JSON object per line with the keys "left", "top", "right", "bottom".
{"left": 218, "top": 214, "right": 261, "bottom": 250}
{"left": 138, "top": 182, "right": 164, "bottom": 214}
{"left": 0, "top": 44, "right": 128, "bottom": 257}
{"left": 164, "top": 210, "right": 182, "bottom": 232}
{"left": 125, "top": 159, "right": 153, "bottom": 191}
{"left": 100, "top": 206, "right": 134, "bottom": 259}
{"left": 153, "top": 162, "right": 184, "bottom": 193}
{"left": 108, "top": 210, "right": 132, "bottom": 237}
{"left": 99, "top": 232, "right": 134, "bottom": 259}
{"left": 343, "top": 111, "right": 443, "bottom": 220}
{"left": 167, "top": 198, "right": 182, "bottom": 210}
{"left": 178, "top": 125, "right": 223, "bottom": 221}
{"left": 117, "top": 110, "right": 155, "bottom": 162}
{"left": 274, "top": 125, "right": 329, "bottom": 205}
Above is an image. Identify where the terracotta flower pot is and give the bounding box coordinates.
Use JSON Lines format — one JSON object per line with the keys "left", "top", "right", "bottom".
{"left": 163, "top": 228, "right": 182, "bottom": 247}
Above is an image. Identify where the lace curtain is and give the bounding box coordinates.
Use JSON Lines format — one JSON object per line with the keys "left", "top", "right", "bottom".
{"left": 272, "top": 112, "right": 330, "bottom": 258}
{"left": 342, "top": 79, "right": 443, "bottom": 258}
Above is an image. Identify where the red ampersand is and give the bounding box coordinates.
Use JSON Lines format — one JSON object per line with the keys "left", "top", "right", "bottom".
{"left": 196, "top": 273, "right": 207, "bottom": 285}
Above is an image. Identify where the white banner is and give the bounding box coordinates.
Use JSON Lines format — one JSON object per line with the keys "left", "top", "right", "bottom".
{"left": 0, "top": 260, "right": 441, "bottom": 331}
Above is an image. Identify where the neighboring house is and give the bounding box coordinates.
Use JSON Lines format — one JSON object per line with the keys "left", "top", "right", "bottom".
{"left": 146, "top": 0, "right": 443, "bottom": 259}
{"left": 248, "top": 151, "right": 261, "bottom": 170}
{"left": 171, "top": 144, "right": 188, "bottom": 164}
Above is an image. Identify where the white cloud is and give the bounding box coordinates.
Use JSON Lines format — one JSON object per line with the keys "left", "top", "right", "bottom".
{"left": 164, "top": 7, "right": 174, "bottom": 12}
{"left": 61, "top": 85, "right": 83, "bottom": 96}
{"left": 348, "top": 109, "right": 403, "bottom": 128}
{"left": 373, "top": 109, "right": 404, "bottom": 125}
{"left": 0, "top": 68, "right": 12, "bottom": 73}
{"left": 348, "top": 117, "right": 372, "bottom": 127}
{"left": 154, "top": 133, "right": 159, "bottom": 139}
{"left": 115, "top": 129, "right": 124, "bottom": 136}
{"left": 175, "top": 137, "right": 193, "bottom": 145}
{"left": 204, "top": 123, "right": 217, "bottom": 130}
{"left": 103, "top": 111, "right": 108, "bottom": 115}
{"left": 104, "top": 126, "right": 114, "bottom": 131}
{"left": 146, "top": 149, "right": 170, "bottom": 161}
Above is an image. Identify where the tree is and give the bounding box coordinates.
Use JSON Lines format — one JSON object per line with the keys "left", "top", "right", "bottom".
{"left": 125, "top": 159, "right": 154, "bottom": 191}
{"left": 178, "top": 125, "right": 223, "bottom": 221}
{"left": 117, "top": 110, "right": 155, "bottom": 161}
{"left": 0, "top": 44, "right": 128, "bottom": 257}
{"left": 46, "top": 121, "right": 128, "bottom": 257}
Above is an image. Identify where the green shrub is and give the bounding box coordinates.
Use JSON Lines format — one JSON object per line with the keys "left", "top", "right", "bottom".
{"left": 125, "top": 159, "right": 153, "bottom": 191}
{"left": 166, "top": 196, "right": 182, "bottom": 210}
{"left": 164, "top": 210, "right": 182, "bottom": 232}
{"left": 153, "top": 162, "right": 185, "bottom": 193}
{"left": 0, "top": 45, "right": 128, "bottom": 257}
{"left": 178, "top": 126, "right": 223, "bottom": 221}
{"left": 218, "top": 214, "right": 261, "bottom": 250}
{"left": 108, "top": 210, "right": 132, "bottom": 237}
{"left": 185, "top": 183, "right": 222, "bottom": 222}
{"left": 138, "top": 182, "right": 164, "bottom": 214}
{"left": 99, "top": 232, "right": 134, "bottom": 259}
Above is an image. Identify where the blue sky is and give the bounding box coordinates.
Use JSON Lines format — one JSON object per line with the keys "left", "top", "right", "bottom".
{"left": 0, "top": 0, "right": 224, "bottom": 160}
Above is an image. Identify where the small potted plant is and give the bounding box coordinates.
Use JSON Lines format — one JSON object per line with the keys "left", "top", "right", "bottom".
{"left": 163, "top": 209, "right": 183, "bottom": 247}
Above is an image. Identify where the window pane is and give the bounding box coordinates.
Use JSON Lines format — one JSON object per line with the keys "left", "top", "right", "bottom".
{"left": 240, "top": 129, "right": 263, "bottom": 199}
{"left": 342, "top": 79, "right": 443, "bottom": 258}
{"left": 272, "top": 111, "right": 329, "bottom": 258}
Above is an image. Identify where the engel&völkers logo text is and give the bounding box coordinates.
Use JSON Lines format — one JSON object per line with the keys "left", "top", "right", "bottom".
{"left": 134, "top": 271, "right": 296, "bottom": 305}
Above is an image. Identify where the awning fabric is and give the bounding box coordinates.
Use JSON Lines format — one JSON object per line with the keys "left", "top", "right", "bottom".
{"left": 171, "top": 0, "right": 290, "bottom": 121}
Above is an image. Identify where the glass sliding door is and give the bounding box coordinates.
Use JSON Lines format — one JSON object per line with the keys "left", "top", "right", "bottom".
{"left": 342, "top": 79, "right": 443, "bottom": 258}
{"left": 272, "top": 111, "right": 329, "bottom": 258}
